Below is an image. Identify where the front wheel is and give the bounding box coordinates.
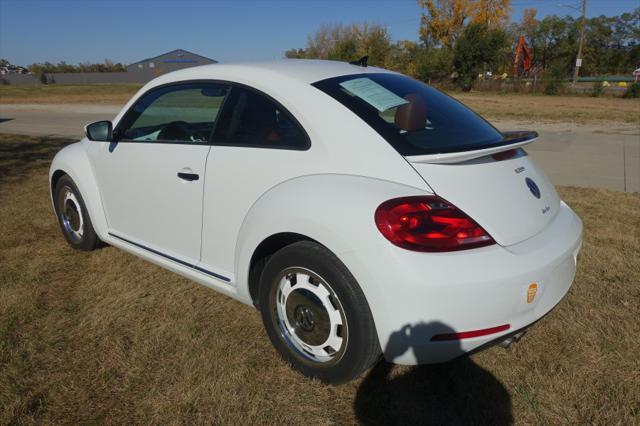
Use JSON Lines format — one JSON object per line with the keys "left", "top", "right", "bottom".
{"left": 53, "top": 175, "right": 99, "bottom": 251}
{"left": 258, "top": 241, "right": 380, "bottom": 383}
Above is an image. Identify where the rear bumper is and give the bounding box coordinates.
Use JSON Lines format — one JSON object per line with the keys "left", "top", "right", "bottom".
{"left": 338, "top": 201, "right": 582, "bottom": 365}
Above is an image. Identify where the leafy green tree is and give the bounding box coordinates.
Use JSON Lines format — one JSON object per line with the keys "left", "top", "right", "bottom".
{"left": 582, "top": 9, "right": 640, "bottom": 75}
{"left": 282, "top": 23, "right": 393, "bottom": 67}
{"left": 527, "top": 9, "right": 639, "bottom": 77}
{"left": 328, "top": 34, "right": 359, "bottom": 62}
{"left": 28, "top": 59, "right": 126, "bottom": 74}
{"left": 386, "top": 41, "right": 421, "bottom": 76}
{"left": 284, "top": 48, "right": 307, "bottom": 59}
{"left": 543, "top": 63, "right": 567, "bottom": 95}
{"left": 453, "top": 23, "right": 508, "bottom": 90}
{"left": 284, "top": 7, "right": 639, "bottom": 85}
{"left": 530, "top": 15, "right": 576, "bottom": 76}
{"left": 358, "top": 23, "right": 392, "bottom": 66}
{"left": 415, "top": 46, "right": 455, "bottom": 82}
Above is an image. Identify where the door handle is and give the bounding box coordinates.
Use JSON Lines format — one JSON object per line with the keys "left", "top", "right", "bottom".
{"left": 177, "top": 172, "right": 199, "bottom": 181}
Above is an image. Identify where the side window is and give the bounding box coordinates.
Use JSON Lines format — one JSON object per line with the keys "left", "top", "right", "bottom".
{"left": 213, "top": 87, "right": 308, "bottom": 149}
{"left": 117, "top": 83, "right": 229, "bottom": 143}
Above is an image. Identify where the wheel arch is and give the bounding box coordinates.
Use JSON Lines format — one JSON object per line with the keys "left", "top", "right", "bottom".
{"left": 50, "top": 169, "right": 67, "bottom": 195}
{"left": 248, "top": 232, "right": 321, "bottom": 309}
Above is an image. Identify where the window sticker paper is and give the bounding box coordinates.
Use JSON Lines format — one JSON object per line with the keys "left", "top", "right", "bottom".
{"left": 339, "top": 78, "right": 409, "bottom": 112}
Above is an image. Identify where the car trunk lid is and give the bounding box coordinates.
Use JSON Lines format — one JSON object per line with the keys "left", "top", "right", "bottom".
{"left": 407, "top": 138, "right": 560, "bottom": 247}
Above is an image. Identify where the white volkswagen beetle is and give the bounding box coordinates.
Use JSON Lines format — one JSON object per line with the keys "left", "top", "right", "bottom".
{"left": 50, "top": 59, "right": 582, "bottom": 383}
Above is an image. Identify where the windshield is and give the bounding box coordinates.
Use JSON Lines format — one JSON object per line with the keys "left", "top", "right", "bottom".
{"left": 313, "top": 73, "right": 510, "bottom": 156}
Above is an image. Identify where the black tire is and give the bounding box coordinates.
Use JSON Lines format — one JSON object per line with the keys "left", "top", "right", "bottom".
{"left": 53, "top": 175, "right": 99, "bottom": 251}
{"left": 258, "top": 241, "right": 380, "bottom": 384}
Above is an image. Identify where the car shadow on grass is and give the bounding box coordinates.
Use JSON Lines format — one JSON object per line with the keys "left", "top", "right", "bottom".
{"left": 0, "top": 133, "right": 72, "bottom": 186}
{"left": 354, "top": 322, "right": 513, "bottom": 425}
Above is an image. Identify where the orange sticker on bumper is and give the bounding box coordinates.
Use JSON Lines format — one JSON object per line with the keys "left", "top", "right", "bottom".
{"left": 527, "top": 283, "right": 538, "bottom": 304}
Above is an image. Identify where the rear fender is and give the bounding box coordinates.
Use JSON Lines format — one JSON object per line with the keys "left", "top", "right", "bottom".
{"left": 233, "top": 174, "right": 431, "bottom": 306}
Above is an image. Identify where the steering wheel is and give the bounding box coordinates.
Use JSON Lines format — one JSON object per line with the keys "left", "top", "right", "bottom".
{"left": 158, "top": 121, "right": 192, "bottom": 141}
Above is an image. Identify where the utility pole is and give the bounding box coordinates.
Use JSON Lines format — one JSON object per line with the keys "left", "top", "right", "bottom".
{"left": 572, "top": 0, "right": 587, "bottom": 86}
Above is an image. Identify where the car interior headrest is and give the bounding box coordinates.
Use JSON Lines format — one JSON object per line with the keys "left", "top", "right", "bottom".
{"left": 394, "top": 93, "right": 427, "bottom": 132}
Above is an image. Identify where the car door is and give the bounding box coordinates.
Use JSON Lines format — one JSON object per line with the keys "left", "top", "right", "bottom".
{"left": 87, "top": 82, "right": 230, "bottom": 264}
{"left": 198, "top": 85, "right": 311, "bottom": 279}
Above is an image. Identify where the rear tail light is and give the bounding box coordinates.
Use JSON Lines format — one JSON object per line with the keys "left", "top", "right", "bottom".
{"left": 374, "top": 196, "right": 495, "bottom": 252}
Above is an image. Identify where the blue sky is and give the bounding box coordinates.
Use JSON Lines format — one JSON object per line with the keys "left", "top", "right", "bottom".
{"left": 0, "top": 0, "right": 637, "bottom": 66}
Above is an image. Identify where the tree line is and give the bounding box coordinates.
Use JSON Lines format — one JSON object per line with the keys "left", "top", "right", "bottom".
{"left": 285, "top": 1, "right": 640, "bottom": 91}
{"left": 0, "top": 59, "right": 127, "bottom": 74}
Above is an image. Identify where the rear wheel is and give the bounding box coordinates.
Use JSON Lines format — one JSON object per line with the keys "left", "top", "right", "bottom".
{"left": 54, "top": 175, "right": 99, "bottom": 251}
{"left": 259, "top": 241, "right": 380, "bottom": 383}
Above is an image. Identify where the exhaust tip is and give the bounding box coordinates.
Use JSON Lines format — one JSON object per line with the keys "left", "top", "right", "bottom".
{"left": 498, "top": 331, "right": 526, "bottom": 348}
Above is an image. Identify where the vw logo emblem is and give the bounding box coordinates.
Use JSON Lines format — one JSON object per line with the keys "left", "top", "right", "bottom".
{"left": 525, "top": 177, "right": 541, "bottom": 199}
{"left": 294, "top": 305, "right": 315, "bottom": 332}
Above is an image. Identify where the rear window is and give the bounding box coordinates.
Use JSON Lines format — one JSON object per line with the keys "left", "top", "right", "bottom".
{"left": 312, "top": 73, "right": 510, "bottom": 156}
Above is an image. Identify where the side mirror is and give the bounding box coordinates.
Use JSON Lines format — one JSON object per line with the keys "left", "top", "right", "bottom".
{"left": 85, "top": 120, "right": 113, "bottom": 141}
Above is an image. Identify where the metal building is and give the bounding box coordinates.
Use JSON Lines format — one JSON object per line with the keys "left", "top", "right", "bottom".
{"left": 126, "top": 49, "right": 217, "bottom": 75}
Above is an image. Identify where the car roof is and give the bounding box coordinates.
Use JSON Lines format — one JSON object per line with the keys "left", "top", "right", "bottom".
{"left": 157, "top": 59, "right": 395, "bottom": 85}
{"left": 115, "top": 59, "right": 399, "bottom": 127}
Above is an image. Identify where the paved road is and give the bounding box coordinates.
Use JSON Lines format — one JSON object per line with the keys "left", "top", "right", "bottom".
{"left": 0, "top": 104, "right": 119, "bottom": 138}
{"left": 1, "top": 103, "right": 638, "bottom": 193}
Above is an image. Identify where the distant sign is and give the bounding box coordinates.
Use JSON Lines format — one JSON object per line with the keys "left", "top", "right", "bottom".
{"left": 575, "top": 58, "right": 582, "bottom": 67}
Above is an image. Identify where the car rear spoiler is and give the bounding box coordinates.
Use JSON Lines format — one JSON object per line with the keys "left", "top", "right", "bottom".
{"left": 406, "top": 131, "right": 539, "bottom": 165}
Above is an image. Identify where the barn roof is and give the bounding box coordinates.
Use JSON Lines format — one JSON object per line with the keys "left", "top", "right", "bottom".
{"left": 127, "top": 49, "right": 217, "bottom": 67}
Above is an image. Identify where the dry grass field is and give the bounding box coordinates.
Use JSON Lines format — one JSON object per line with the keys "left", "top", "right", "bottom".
{"left": 0, "top": 84, "right": 141, "bottom": 105}
{"left": 1, "top": 83, "right": 638, "bottom": 124}
{"left": 1, "top": 134, "right": 639, "bottom": 424}
{"left": 455, "top": 92, "right": 640, "bottom": 125}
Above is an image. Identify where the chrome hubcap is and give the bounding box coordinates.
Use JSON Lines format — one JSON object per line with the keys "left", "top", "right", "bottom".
{"left": 61, "top": 189, "right": 84, "bottom": 242}
{"left": 274, "top": 267, "right": 347, "bottom": 363}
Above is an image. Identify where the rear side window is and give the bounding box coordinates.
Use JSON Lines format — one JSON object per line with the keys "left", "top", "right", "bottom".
{"left": 213, "top": 86, "right": 309, "bottom": 150}
{"left": 313, "top": 73, "right": 509, "bottom": 156}
{"left": 117, "top": 83, "right": 229, "bottom": 143}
